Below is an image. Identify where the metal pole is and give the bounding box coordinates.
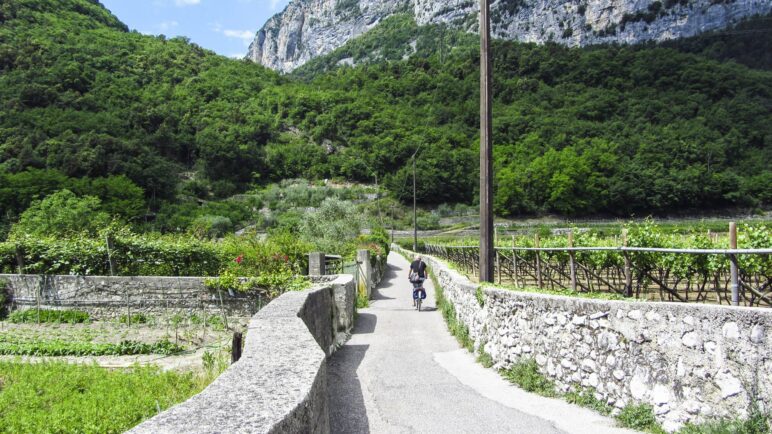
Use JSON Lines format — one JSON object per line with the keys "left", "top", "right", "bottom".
{"left": 479, "top": 0, "right": 494, "bottom": 283}
{"left": 729, "top": 222, "right": 739, "bottom": 306}
{"left": 568, "top": 231, "right": 577, "bottom": 291}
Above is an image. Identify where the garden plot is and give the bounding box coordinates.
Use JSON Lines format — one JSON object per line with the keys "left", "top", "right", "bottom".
{"left": 0, "top": 311, "right": 250, "bottom": 371}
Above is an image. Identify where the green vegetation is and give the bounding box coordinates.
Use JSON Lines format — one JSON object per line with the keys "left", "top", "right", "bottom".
{"left": 565, "top": 388, "right": 614, "bottom": 415}
{"left": 500, "top": 359, "right": 557, "bottom": 397}
{"left": 426, "top": 220, "right": 772, "bottom": 284}
{"left": 616, "top": 404, "right": 665, "bottom": 433}
{"left": 0, "top": 361, "right": 210, "bottom": 433}
{"left": 0, "top": 335, "right": 183, "bottom": 357}
{"left": 118, "top": 313, "right": 150, "bottom": 325}
{"left": 1, "top": 1, "right": 771, "bottom": 239}
{"left": 8, "top": 309, "right": 90, "bottom": 324}
{"left": 679, "top": 413, "right": 771, "bottom": 434}
{"left": 0, "top": 280, "right": 9, "bottom": 319}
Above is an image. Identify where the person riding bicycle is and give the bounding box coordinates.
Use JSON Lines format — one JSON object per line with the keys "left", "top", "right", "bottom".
{"left": 408, "top": 255, "right": 427, "bottom": 306}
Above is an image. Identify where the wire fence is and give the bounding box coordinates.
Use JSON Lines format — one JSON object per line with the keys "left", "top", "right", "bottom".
{"left": 422, "top": 244, "right": 772, "bottom": 308}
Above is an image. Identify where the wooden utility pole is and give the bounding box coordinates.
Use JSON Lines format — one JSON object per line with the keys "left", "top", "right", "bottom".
{"left": 479, "top": 0, "right": 494, "bottom": 282}
{"left": 413, "top": 156, "right": 418, "bottom": 252}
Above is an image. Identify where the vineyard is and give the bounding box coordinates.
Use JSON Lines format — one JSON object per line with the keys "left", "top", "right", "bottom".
{"left": 418, "top": 221, "right": 772, "bottom": 307}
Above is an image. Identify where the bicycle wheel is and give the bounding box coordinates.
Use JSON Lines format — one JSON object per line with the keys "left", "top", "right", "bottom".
{"left": 417, "top": 296, "right": 422, "bottom": 311}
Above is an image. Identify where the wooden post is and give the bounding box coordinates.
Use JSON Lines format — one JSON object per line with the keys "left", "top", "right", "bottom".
{"left": 568, "top": 231, "right": 577, "bottom": 292}
{"left": 105, "top": 235, "right": 116, "bottom": 276}
{"left": 15, "top": 246, "right": 25, "bottom": 274}
{"left": 496, "top": 248, "right": 501, "bottom": 284}
{"left": 231, "top": 331, "right": 243, "bottom": 364}
{"left": 512, "top": 236, "right": 519, "bottom": 288}
{"left": 729, "top": 222, "right": 739, "bottom": 306}
{"left": 535, "top": 234, "right": 543, "bottom": 288}
{"left": 623, "top": 229, "right": 633, "bottom": 297}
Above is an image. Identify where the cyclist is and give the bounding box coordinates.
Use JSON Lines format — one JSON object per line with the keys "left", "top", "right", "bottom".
{"left": 408, "top": 255, "right": 427, "bottom": 307}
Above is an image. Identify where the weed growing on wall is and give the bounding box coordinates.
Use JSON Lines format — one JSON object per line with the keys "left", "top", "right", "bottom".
{"left": 565, "top": 387, "right": 614, "bottom": 416}
{"left": 616, "top": 404, "right": 665, "bottom": 433}
{"left": 500, "top": 359, "right": 558, "bottom": 398}
{"left": 0, "top": 279, "right": 9, "bottom": 319}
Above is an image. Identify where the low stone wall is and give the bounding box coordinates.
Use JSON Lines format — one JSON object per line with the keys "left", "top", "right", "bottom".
{"left": 130, "top": 274, "right": 355, "bottom": 434}
{"left": 418, "top": 250, "right": 771, "bottom": 431}
{"left": 0, "top": 274, "right": 260, "bottom": 318}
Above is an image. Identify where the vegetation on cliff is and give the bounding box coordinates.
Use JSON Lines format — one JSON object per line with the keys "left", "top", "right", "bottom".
{"left": 1, "top": 1, "right": 770, "bottom": 235}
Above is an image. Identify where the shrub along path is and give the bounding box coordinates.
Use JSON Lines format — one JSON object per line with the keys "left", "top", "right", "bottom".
{"left": 328, "top": 252, "right": 635, "bottom": 434}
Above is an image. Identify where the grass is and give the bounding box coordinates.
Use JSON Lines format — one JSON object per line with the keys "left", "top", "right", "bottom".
{"left": 8, "top": 309, "right": 90, "bottom": 324}
{"left": 565, "top": 387, "right": 613, "bottom": 416}
{"left": 678, "top": 410, "right": 770, "bottom": 434}
{"left": 616, "top": 404, "right": 665, "bottom": 433}
{"left": 0, "top": 360, "right": 212, "bottom": 433}
{"left": 500, "top": 359, "right": 557, "bottom": 397}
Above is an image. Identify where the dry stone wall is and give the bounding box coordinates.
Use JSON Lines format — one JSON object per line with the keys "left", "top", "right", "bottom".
{"left": 130, "top": 274, "right": 355, "bottom": 434}
{"left": 422, "top": 252, "right": 771, "bottom": 432}
{"left": 1, "top": 274, "right": 266, "bottom": 319}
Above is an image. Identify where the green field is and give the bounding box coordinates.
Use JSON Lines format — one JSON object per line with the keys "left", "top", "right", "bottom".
{"left": 0, "top": 361, "right": 213, "bottom": 434}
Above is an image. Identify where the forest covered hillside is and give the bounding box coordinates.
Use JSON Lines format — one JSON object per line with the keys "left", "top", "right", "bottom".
{"left": 0, "top": 0, "right": 770, "bottom": 235}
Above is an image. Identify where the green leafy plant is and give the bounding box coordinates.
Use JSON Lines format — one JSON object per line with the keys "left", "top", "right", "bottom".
{"left": 565, "top": 388, "right": 613, "bottom": 415}
{"left": 616, "top": 404, "right": 664, "bottom": 433}
{"left": 500, "top": 359, "right": 557, "bottom": 397}
{"left": 0, "top": 335, "right": 183, "bottom": 357}
{"left": 118, "top": 313, "right": 150, "bottom": 325}
{"left": 0, "top": 361, "right": 211, "bottom": 434}
{"left": 8, "top": 309, "right": 90, "bottom": 324}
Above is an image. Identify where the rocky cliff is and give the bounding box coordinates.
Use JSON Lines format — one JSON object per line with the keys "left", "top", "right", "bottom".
{"left": 247, "top": 0, "right": 772, "bottom": 72}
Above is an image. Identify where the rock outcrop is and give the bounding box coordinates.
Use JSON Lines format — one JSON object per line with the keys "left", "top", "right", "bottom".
{"left": 247, "top": 0, "right": 772, "bottom": 72}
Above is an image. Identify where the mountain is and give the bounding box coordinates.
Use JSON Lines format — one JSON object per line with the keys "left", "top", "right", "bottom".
{"left": 248, "top": 0, "right": 772, "bottom": 73}
{"left": 1, "top": 0, "right": 770, "bottom": 230}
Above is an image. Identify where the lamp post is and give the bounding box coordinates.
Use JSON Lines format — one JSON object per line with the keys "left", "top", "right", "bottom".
{"left": 479, "top": 0, "right": 494, "bottom": 283}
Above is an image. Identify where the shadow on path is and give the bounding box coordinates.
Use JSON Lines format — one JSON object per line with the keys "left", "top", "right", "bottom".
{"left": 328, "top": 344, "right": 370, "bottom": 434}
{"left": 353, "top": 312, "right": 377, "bottom": 334}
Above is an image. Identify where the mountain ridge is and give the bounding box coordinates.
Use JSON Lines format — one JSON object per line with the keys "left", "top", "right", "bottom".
{"left": 248, "top": 0, "right": 772, "bottom": 72}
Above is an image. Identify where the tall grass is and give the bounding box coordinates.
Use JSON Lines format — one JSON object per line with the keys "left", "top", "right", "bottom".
{"left": 0, "top": 361, "right": 211, "bottom": 434}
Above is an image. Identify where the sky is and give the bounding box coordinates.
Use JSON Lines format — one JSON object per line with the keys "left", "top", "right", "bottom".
{"left": 100, "top": 0, "right": 292, "bottom": 58}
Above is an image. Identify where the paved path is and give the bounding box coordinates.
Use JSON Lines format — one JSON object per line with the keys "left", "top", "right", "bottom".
{"left": 329, "top": 252, "right": 635, "bottom": 434}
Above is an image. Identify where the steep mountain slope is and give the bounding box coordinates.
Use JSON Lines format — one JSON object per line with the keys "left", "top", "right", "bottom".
{"left": 0, "top": 0, "right": 770, "bottom": 226}
{"left": 248, "top": 0, "right": 772, "bottom": 72}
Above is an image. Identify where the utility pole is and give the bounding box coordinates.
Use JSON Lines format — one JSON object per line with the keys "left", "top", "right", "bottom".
{"left": 479, "top": 0, "right": 494, "bottom": 283}
{"left": 413, "top": 156, "right": 418, "bottom": 252}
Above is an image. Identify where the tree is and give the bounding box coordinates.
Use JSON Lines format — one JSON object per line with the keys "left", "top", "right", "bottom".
{"left": 10, "top": 190, "right": 110, "bottom": 238}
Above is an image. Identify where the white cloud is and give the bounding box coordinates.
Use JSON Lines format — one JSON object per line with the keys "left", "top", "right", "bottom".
{"left": 223, "top": 30, "right": 254, "bottom": 40}
{"left": 174, "top": 0, "right": 201, "bottom": 6}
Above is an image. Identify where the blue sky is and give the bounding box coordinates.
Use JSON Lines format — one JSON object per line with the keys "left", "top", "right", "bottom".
{"left": 100, "top": 0, "right": 292, "bottom": 58}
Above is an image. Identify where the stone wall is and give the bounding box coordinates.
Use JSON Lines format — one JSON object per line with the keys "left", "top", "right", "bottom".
{"left": 419, "top": 251, "right": 771, "bottom": 432}
{"left": 130, "top": 274, "right": 355, "bottom": 434}
{"left": 0, "top": 274, "right": 261, "bottom": 319}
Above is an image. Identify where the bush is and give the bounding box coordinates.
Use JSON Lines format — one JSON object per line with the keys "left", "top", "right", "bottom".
{"left": 0, "top": 279, "right": 8, "bottom": 319}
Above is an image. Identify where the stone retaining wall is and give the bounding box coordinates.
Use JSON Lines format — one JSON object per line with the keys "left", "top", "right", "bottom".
{"left": 415, "top": 249, "right": 771, "bottom": 432}
{"left": 130, "top": 274, "right": 355, "bottom": 434}
{"left": 0, "top": 274, "right": 261, "bottom": 318}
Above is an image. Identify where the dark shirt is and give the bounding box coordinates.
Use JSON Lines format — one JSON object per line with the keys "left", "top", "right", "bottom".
{"left": 410, "top": 260, "right": 427, "bottom": 278}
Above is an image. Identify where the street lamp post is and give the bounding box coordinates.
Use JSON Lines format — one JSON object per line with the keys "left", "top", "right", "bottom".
{"left": 479, "top": 0, "right": 494, "bottom": 282}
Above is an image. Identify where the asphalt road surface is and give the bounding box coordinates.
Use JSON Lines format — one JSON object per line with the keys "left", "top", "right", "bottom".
{"left": 328, "top": 252, "right": 636, "bottom": 434}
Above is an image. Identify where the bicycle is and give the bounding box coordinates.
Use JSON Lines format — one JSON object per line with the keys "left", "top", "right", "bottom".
{"left": 411, "top": 277, "right": 426, "bottom": 311}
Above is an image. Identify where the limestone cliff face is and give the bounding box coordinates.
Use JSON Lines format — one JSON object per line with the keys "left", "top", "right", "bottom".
{"left": 248, "top": 0, "right": 772, "bottom": 72}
